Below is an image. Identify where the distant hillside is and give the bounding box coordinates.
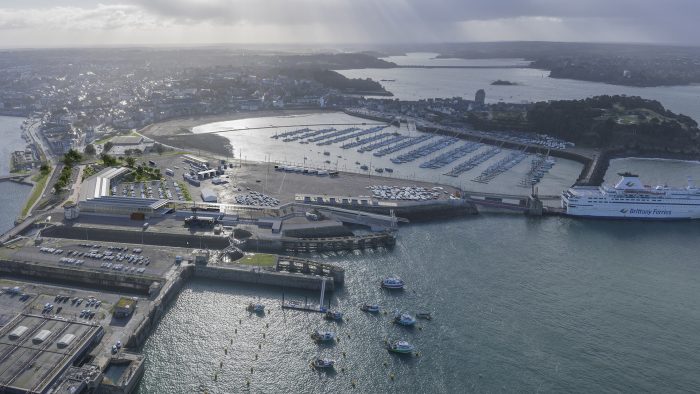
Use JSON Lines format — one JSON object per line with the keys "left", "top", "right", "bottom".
{"left": 278, "top": 68, "right": 392, "bottom": 96}
{"left": 526, "top": 95, "right": 700, "bottom": 153}
{"left": 466, "top": 95, "right": 700, "bottom": 155}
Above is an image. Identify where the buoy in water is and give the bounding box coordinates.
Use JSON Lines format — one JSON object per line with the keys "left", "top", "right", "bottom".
{"left": 263, "top": 333, "right": 266, "bottom": 338}
{"left": 220, "top": 361, "right": 223, "bottom": 368}
{"left": 224, "top": 348, "right": 227, "bottom": 355}
{"left": 246, "top": 380, "right": 250, "bottom": 386}
{"left": 258, "top": 343, "right": 261, "bottom": 349}
{"left": 214, "top": 373, "right": 217, "bottom": 381}
{"left": 390, "top": 373, "right": 395, "bottom": 380}
{"left": 235, "top": 329, "right": 237, "bottom": 334}
{"left": 342, "top": 352, "right": 346, "bottom": 357}
{"left": 255, "top": 354, "right": 258, "bottom": 360}
{"left": 383, "top": 361, "right": 388, "bottom": 367}
{"left": 251, "top": 367, "right": 254, "bottom": 373}
{"left": 266, "top": 323, "right": 269, "bottom": 328}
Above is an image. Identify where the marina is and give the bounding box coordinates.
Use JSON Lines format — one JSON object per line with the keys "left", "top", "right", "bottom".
{"left": 472, "top": 150, "right": 530, "bottom": 184}
{"left": 390, "top": 137, "right": 460, "bottom": 164}
{"left": 419, "top": 141, "right": 483, "bottom": 169}
{"left": 444, "top": 147, "right": 502, "bottom": 177}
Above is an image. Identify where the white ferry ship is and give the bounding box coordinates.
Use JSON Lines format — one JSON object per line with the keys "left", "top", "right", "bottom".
{"left": 562, "top": 172, "right": 700, "bottom": 219}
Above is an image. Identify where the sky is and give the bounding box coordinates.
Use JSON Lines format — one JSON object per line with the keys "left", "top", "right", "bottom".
{"left": 0, "top": 0, "right": 698, "bottom": 48}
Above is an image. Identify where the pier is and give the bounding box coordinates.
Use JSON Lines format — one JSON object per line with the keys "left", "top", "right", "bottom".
{"left": 279, "top": 232, "right": 395, "bottom": 253}
{"left": 0, "top": 173, "right": 32, "bottom": 185}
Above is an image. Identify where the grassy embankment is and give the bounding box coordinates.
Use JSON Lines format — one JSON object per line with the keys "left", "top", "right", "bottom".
{"left": 21, "top": 171, "right": 50, "bottom": 217}
{"left": 235, "top": 253, "right": 278, "bottom": 267}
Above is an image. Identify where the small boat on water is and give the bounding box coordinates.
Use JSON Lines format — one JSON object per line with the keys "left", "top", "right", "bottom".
{"left": 323, "top": 151, "right": 330, "bottom": 156}
{"left": 387, "top": 340, "right": 415, "bottom": 354}
{"left": 381, "top": 276, "right": 405, "bottom": 290}
{"left": 246, "top": 303, "right": 265, "bottom": 313}
{"left": 312, "top": 358, "right": 335, "bottom": 369}
{"left": 393, "top": 312, "right": 417, "bottom": 326}
{"left": 416, "top": 312, "right": 433, "bottom": 320}
{"left": 384, "top": 168, "right": 394, "bottom": 173}
{"left": 355, "top": 161, "right": 361, "bottom": 165}
{"left": 324, "top": 310, "right": 344, "bottom": 321}
{"left": 311, "top": 330, "right": 336, "bottom": 342}
{"left": 360, "top": 304, "right": 380, "bottom": 313}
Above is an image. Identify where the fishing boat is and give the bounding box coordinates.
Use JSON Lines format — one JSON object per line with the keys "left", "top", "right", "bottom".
{"left": 311, "top": 330, "right": 336, "bottom": 342}
{"left": 324, "top": 310, "right": 343, "bottom": 321}
{"left": 381, "top": 276, "right": 405, "bottom": 290}
{"left": 246, "top": 303, "right": 265, "bottom": 313}
{"left": 360, "top": 303, "right": 380, "bottom": 313}
{"left": 393, "top": 312, "right": 417, "bottom": 326}
{"left": 416, "top": 312, "right": 433, "bottom": 320}
{"left": 311, "top": 358, "right": 335, "bottom": 369}
{"left": 387, "top": 340, "right": 415, "bottom": 354}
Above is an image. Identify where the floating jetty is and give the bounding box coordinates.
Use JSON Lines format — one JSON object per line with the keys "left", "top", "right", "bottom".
{"left": 373, "top": 135, "right": 433, "bottom": 157}
{"left": 272, "top": 128, "right": 311, "bottom": 139}
{"left": 519, "top": 153, "right": 556, "bottom": 187}
{"left": 419, "top": 141, "right": 482, "bottom": 169}
{"left": 306, "top": 127, "right": 359, "bottom": 143}
{"left": 444, "top": 147, "right": 501, "bottom": 177}
{"left": 317, "top": 126, "right": 387, "bottom": 146}
{"left": 357, "top": 135, "right": 407, "bottom": 153}
{"left": 281, "top": 278, "right": 331, "bottom": 313}
{"left": 472, "top": 150, "right": 529, "bottom": 184}
{"left": 284, "top": 128, "right": 335, "bottom": 142}
{"left": 390, "top": 136, "right": 459, "bottom": 164}
{"left": 341, "top": 132, "right": 393, "bottom": 149}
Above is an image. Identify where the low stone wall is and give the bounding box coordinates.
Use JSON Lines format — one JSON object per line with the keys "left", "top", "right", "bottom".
{"left": 42, "top": 225, "right": 230, "bottom": 250}
{"left": 126, "top": 265, "right": 193, "bottom": 348}
{"left": 194, "top": 264, "right": 335, "bottom": 291}
{"left": 0, "top": 259, "right": 158, "bottom": 294}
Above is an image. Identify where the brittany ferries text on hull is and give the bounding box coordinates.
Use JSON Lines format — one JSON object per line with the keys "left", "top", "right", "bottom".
{"left": 561, "top": 172, "right": 700, "bottom": 219}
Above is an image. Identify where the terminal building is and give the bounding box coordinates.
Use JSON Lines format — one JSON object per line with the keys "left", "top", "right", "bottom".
{"left": 0, "top": 314, "right": 104, "bottom": 394}
{"left": 108, "top": 135, "right": 154, "bottom": 155}
{"left": 77, "top": 167, "right": 169, "bottom": 219}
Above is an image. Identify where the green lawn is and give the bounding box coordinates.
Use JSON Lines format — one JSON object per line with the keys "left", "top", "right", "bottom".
{"left": 21, "top": 171, "right": 50, "bottom": 218}
{"left": 236, "top": 253, "right": 278, "bottom": 267}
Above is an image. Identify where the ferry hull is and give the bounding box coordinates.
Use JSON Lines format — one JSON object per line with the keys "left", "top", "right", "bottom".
{"left": 563, "top": 203, "right": 700, "bottom": 220}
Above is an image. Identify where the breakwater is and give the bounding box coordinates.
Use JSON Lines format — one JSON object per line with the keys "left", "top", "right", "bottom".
{"left": 41, "top": 225, "right": 231, "bottom": 250}
{"left": 194, "top": 263, "right": 336, "bottom": 291}
{"left": 0, "top": 258, "right": 160, "bottom": 294}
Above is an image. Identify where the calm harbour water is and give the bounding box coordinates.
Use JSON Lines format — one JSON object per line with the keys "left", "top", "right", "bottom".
{"left": 137, "top": 215, "right": 700, "bottom": 393}
{"left": 0, "top": 116, "right": 31, "bottom": 233}
{"left": 137, "top": 59, "right": 700, "bottom": 392}
{"left": 338, "top": 53, "right": 700, "bottom": 122}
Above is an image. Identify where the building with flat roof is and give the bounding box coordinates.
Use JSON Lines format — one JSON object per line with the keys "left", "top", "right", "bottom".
{"left": 114, "top": 297, "right": 138, "bottom": 318}
{"left": 78, "top": 167, "right": 168, "bottom": 218}
{"left": 108, "top": 135, "right": 154, "bottom": 155}
{"left": 111, "top": 135, "right": 143, "bottom": 145}
{"left": 183, "top": 154, "right": 209, "bottom": 169}
{"left": 200, "top": 188, "right": 217, "bottom": 203}
{"left": 0, "top": 314, "right": 104, "bottom": 394}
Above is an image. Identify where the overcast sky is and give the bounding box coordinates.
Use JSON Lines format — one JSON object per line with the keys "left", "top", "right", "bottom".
{"left": 0, "top": 0, "right": 697, "bottom": 48}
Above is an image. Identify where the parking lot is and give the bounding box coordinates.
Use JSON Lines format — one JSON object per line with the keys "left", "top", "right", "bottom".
{"left": 4, "top": 238, "right": 184, "bottom": 278}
